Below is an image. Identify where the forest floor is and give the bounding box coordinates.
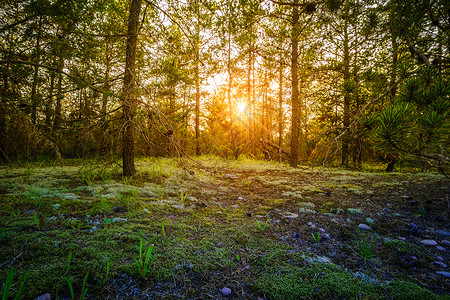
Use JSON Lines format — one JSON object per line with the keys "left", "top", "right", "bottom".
{"left": 0, "top": 156, "right": 449, "bottom": 299}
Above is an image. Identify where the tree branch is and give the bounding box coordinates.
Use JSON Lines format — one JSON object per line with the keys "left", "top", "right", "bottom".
{"left": 269, "top": 0, "right": 311, "bottom": 7}
{"left": 0, "top": 59, "right": 113, "bottom": 96}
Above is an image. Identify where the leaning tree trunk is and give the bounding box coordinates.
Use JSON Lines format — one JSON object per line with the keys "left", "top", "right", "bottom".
{"left": 122, "top": 0, "right": 142, "bottom": 177}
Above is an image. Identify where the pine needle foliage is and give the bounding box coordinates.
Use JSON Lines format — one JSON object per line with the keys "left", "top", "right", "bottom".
{"left": 360, "top": 66, "right": 449, "bottom": 173}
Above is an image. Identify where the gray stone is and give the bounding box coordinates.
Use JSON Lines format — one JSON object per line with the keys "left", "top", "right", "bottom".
{"left": 322, "top": 233, "right": 331, "bottom": 241}
{"left": 436, "top": 256, "right": 444, "bottom": 261}
{"left": 34, "top": 294, "right": 51, "bottom": 300}
{"left": 365, "top": 218, "right": 375, "bottom": 225}
{"left": 221, "top": 287, "right": 232, "bottom": 296}
{"left": 282, "top": 212, "right": 299, "bottom": 219}
{"left": 436, "top": 271, "right": 450, "bottom": 278}
{"left": 436, "top": 246, "right": 447, "bottom": 252}
{"left": 307, "top": 222, "right": 313, "bottom": 226}
{"left": 358, "top": 224, "right": 371, "bottom": 231}
{"left": 435, "top": 230, "right": 450, "bottom": 237}
{"left": 319, "top": 228, "right": 326, "bottom": 233}
{"left": 420, "top": 239, "right": 438, "bottom": 246}
{"left": 441, "top": 240, "right": 450, "bottom": 246}
{"left": 299, "top": 208, "right": 316, "bottom": 214}
{"left": 432, "top": 261, "right": 447, "bottom": 268}
{"left": 171, "top": 204, "right": 185, "bottom": 210}
{"left": 348, "top": 208, "right": 363, "bottom": 215}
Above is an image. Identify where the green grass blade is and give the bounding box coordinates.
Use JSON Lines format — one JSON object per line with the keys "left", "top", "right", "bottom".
{"left": 2, "top": 268, "right": 14, "bottom": 300}
{"left": 14, "top": 269, "right": 29, "bottom": 300}
{"left": 81, "top": 271, "right": 89, "bottom": 299}
{"left": 65, "top": 277, "right": 74, "bottom": 299}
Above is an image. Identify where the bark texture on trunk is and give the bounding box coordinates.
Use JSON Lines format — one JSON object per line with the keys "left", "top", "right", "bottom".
{"left": 122, "top": 0, "right": 142, "bottom": 177}
{"left": 290, "top": 0, "right": 299, "bottom": 167}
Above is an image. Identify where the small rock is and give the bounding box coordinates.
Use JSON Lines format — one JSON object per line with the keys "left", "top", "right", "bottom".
{"left": 282, "top": 212, "right": 299, "bottom": 219}
{"left": 435, "top": 230, "right": 450, "bottom": 238}
{"left": 322, "top": 233, "right": 331, "bottom": 241}
{"left": 319, "top": 228, "right": 325, "bottom": 233}
{"left": 441, "top": 240, "right": 450, "bottom": 246}
{"left": 436, "top": 246, "right": 447, "bottom": 252}
{"left": 34, "top": 294, "right": 51, "bottom": 300}
{"left": 348, "top": 208, "right": 363, "bottom": 215}
{"left": 436, "top": 256, "right": 444, "bottom": 261}
{"left": 238, "top": 196, "right": 244, "bottom": 200}
{"left": 358, "top": 224, "right": 371, "bottom": 231}
{"left": 221, "top": 287, "right": 232, "bottom": 296}
{"left": 365, "top": 218, "right": 375, "bottom": 225}
{"left": 346, "top": 218, "right": 353, "bottom": 223}
{"left": 307, "top": 222, "right": 313, "bottom": 226}
{"left": 299, "top": 208, "right": 315, "bottom": 214}
{"left": 420, "top": 239, "right": 438, "bottom": 246}
{"left": 436, "top": 271, "right": 450, "bottom": 278}
{"left": 432, "top": 261, "right": 447, "bottom": 268}
{"left": 143, "top": 208, "right": 149, "bottom": 213}
{"left": 171, "top": 204, "right": 185, "bottom": 210}
{"left": 398, "top": 237, "right": 406, "bottom": 240}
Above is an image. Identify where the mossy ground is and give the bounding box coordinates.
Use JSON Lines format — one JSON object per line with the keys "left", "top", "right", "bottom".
{"left": 0, "top": 156, "right": 449, "bottom": 299}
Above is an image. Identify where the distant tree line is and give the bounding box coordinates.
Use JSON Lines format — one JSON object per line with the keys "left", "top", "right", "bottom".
{"left": 0, "top": 0, "right": 448, "bottom": 175}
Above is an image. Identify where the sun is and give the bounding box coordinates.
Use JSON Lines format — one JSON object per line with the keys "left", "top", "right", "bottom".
{"left": 236, "top": 102, "right": 247, "bottom": 114}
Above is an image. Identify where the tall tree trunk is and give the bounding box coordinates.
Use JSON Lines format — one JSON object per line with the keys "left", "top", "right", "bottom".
{"left": 227, "top": 8, "right": 236, "bottom": 158}
{"left": 290, "top": 0, "right": 299, "bottom": 167}
{"left": 194, "top": 6, "right": 201, "bottom": 156}
{"left": 122, "top": 0, "right": 142, "bottom": 177}
{"left": 247, "top": 44, "right": 252, "bottom": 150}
{"left": 101, "top": 44, "right": 111, "bottom": 124}
{"left": 53, "top": 55, "right": 64, "bottom": 129}
{"left": 278, "top": 43, "right": 283, "bottom": 148}
{"left": 390, "top": 35, "right": 398, "bottom": 101}
{"left": 46, "top": 70, "right": 54, "bottom": 127}
{"left": 341, "top": 17, "right": 350, "bottom": 167}
{"left": 31, "top": 16, "right": 42, "bottom": 124}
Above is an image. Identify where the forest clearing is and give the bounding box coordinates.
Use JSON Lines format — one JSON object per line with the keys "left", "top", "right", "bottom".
{"left": 1, "top": 0, "right": 449, "bottom": 298}
{"left": 0, "top": 157, "right": 449, "bottom": 299}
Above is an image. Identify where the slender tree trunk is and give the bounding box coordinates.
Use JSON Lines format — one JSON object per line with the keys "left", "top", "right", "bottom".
{"left": 247, "top": 44, "right": 252, "bottom": 150}
{"left": 390, "top": 35, "right": 398, "bottom": 101}
{"left": 278, "top": 45, "right": 283, "bottom": 148}
{"left": 46, "top": 70, "right": 54, "bottom": 127}
{"left": 341, "top": 17, "right": 350, "bottom": 167}
{"left": 195, "top": 51, "right": 200, "bottom": 156}
{"left": 195, "top": 7, "right": 201, "bottom": 156}
{"left": 227, "top": 11, "right": 236, "bottom": 158}
{"left": 0, "top": 35, "right": 9, "bottom": 163}
{"left": 122, "top": 0, "right": 142, "bottom": 177}
{"left": 290, "top": 0, "right": 299, "bottom": 167}
{"left": 53, "top": 55, "right": 64, "bottom": 129}
{"left": 101, "top": 44, "right": 111, "bottom": 124}
{"left": 31, "top": 16, "right": 42, "bottom": 124}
